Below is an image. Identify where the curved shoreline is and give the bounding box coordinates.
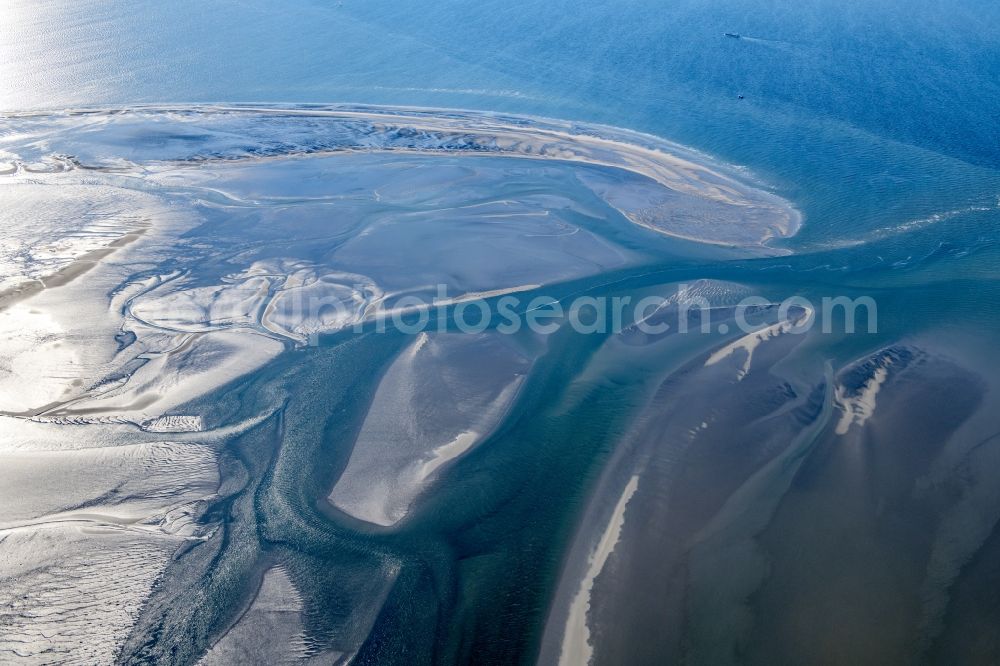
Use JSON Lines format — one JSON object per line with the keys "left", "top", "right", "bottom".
{"left": 0, "top": 104, "right": 804, "bottom": 663}
{"left": 0, "top": 104, "right": 801, "bottom": 249}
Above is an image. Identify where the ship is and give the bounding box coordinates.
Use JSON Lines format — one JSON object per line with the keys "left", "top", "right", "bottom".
{"left": 725, "top": 32, "right": 741, "bottom": 38}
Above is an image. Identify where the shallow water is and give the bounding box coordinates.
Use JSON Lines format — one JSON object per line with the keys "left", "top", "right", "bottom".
{"left": 1, "top": 3, "right": 999, "bottom": 666}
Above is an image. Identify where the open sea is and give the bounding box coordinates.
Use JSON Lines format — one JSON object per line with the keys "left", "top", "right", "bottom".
{"left": 1, "top": 1, "right": 999, "bottom": 664}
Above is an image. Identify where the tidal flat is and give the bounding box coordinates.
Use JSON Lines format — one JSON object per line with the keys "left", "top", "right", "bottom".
{"left": 1, "top": 106, "right": 999, "bottom": 665}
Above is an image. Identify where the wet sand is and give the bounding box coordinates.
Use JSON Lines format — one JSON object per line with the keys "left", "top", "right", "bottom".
{"left": 5, "top": 106, "right": 996, "bottom": 666}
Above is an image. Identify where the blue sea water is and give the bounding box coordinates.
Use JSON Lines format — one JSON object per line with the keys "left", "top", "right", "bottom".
{"left": 2, "top": 1, "right": 1000, "bottom": 664}
{"left": 5, "top": 0, "right": 999, "bottom": 267}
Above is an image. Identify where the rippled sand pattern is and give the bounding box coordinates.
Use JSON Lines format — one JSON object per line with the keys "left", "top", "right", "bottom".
{"left": 2, "top": 106, "right": 998, "bottom": 666}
